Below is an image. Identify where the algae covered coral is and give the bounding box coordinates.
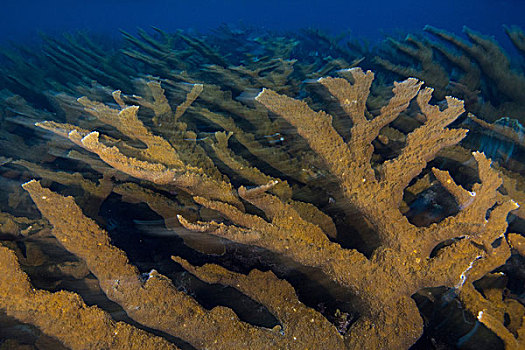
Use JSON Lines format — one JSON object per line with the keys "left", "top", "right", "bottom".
{"left": 0, "top": 26, "right": 524, "bottom": 349}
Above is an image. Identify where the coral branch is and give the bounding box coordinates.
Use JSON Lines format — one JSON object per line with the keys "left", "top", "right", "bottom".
{"left": 424, "top": 153, "right": 518, "bottom": 252}
{"left": 468, "top": 114, "right": 525, "bottom": 148}
{"left": 508, "top": 233, "right": 525, "bottom": 256}
{"left": 0, "top": 245, "right": 177, "bottom": 350}
{"left": 431, "top": 167, "right": 473, "bottom": 208}
{"left": 256, "top": 68, "right": 468, "bottom": 250}
{"left": 172, "top": 257, "right": 344, "bottom": 347}
{"left": 36, "top": 118, "right": 242, "bottom": 209}
{"left": 22, "top": 180, "right": 347, "bottom": 349}
{"left": 425, "top": 26, "right": 525, "bottom": 106}
{"left": 209, "top": 131, "right": 293, "bottom": 200}
{"left": 505, "top": 25, "right": 525, "bottom": 57}
{"left": 380, "top": 89, "right": 466, "bottom": 202}
{"left": 179, "top": 187, "right": 370, "bottom": 288}
{"left": 478, "top": 310, "right": 521, "bottom": 350}
{"left": 78, "top": 96, "right": 184, "bottom": 167}
{"left": 175, "top": 83, "right": 204, "bottom": 119}
{"left": 255, "top": 87, "right": 355, "bottom": 182}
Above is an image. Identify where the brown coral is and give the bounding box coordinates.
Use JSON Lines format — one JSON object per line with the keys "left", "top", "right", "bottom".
{"left": 0, "top": 62, "right": 521, "bottom": 349}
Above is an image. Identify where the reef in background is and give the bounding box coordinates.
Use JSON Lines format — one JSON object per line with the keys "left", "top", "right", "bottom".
{"left": 0, "top": 26, "right": 524, "bottom": 349}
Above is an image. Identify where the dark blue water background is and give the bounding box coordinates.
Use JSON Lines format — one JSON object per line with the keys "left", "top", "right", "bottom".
{"left": 1, "top": 0, "right": 524, "bottom": 46}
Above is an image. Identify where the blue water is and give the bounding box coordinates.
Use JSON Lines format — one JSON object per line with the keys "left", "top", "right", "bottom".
{"left": 2, "top": 0, "right": 524, "bottom": 45}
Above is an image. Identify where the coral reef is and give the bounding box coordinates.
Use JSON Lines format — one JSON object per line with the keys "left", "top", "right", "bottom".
{"left": 376, "top": 26, "right": 525, "bottom": 123}
{"left": 375, "top": 27, "right": 525, "bottom": 175}
{"left": 0, "top": 27, "right": 524, "bottom": 349}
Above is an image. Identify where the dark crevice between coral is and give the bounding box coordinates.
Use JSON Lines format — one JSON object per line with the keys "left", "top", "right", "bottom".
{"left": 98, "top": 196, "right": 280, "bottom": 329}
{"left": 429, "top": 237, "right": 467, "bottom": 260}
{"left": 57, "top": 277, "right": 196, "bottom": 350}
{"left": 495, "top": 253, "right": 525, "bottom": 305}
{"left": 412, "top": 287, "right": 504, "bottom": 350}
{"left": 1, "top": 217, "right": 195, "bottom": 349}
{"left": 405, "top": 182, "right": 460, "bottom": 227}
{"left": 0, "top": 310, "right": 68, "bottom": 350}
{"left": 98, "top": 194, "right": 363, "bottom": 333}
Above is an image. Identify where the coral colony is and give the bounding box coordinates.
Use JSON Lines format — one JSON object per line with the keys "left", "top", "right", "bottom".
{"left": 0, "top": 26, "right": 524, "bottom": 349}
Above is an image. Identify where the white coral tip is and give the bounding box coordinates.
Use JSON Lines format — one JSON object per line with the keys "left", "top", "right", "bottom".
{"left": 254, "top": 88, "right": 267, "bottom": 101}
